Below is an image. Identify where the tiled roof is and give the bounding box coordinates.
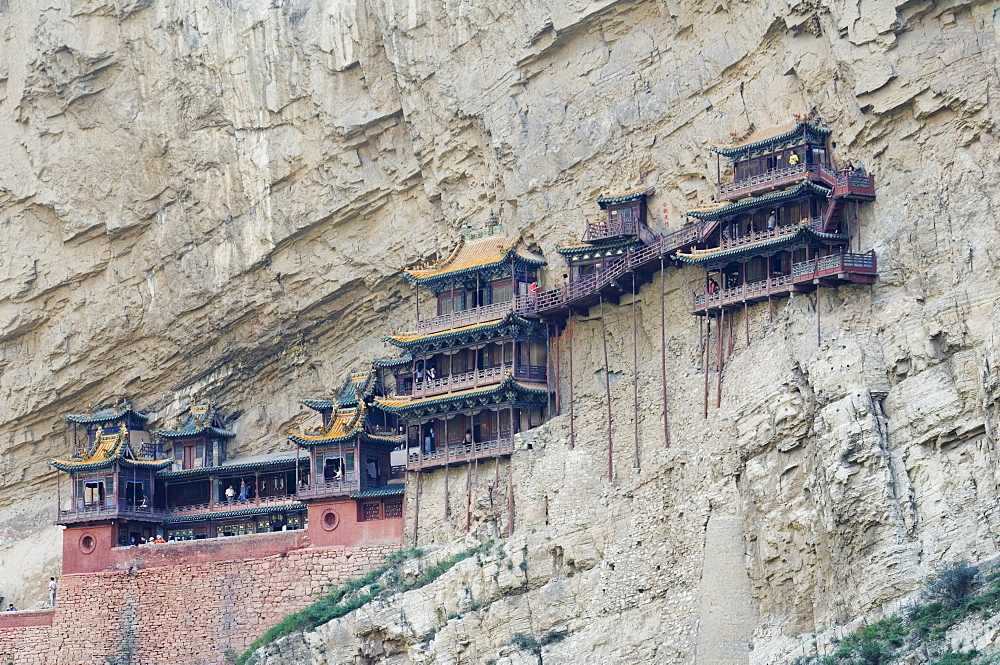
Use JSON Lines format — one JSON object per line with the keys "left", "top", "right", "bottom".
{"left": 374, "top": 375, "right": 549, "bottom": 413}
{"left": 163, "top": 502, "right": 306, "bottom": 524}
{"left": 157, "top": 450, "right": 299, "bottom": 479}
{"left": 51, "top": 427, "right": 172, "bottom": 472}
{"left": 372, "top": 353, "right": 413, "bottom": 369}
{"left": 685, "top": 181, "right": 831, "bottom": 220}
{"left": 404, "top": 233, "right": 545, "bottom": 285}
{"left": 66, "top": 399, "right": 148, "bottom": 425}
{"left": 350, "top": 484, "right": 405, "bottom": 499}
{"left": 596, "top": 187, "right": 653, "bottom": 208}
{"left": 674, "top": 226, "right": 849, "bottom": 265}
{"left": 385, "top": 310, "right": 544, "bottom": 348}
{"left": 154, "top": 401, "right": 235, "bottom": 439}
{"left": 710, "top": 120, "right": 831, "bottom": 157}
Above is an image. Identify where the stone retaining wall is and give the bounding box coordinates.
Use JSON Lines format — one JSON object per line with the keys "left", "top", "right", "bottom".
{"left": 0, "top": 544, "right": 396, "bottom": 665}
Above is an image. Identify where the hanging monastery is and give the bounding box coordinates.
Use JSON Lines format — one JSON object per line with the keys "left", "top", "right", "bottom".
{"left": 0, "top": 118, "right": 878, "bottom": 662}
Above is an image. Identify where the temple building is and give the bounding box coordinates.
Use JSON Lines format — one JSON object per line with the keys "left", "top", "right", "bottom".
{"left": 152, "top": 401, "right": 305, "bottom": 542}
{"left": 678, "top": 118, "right": 878, "bottom": 314}
{"left": 52, "top": 400, "right": 172, "bottom": 549}
{"left": 374, "top": 226, "right": 552, "bottom": 471}
{"left": 287, "top": 369, "right": 407, "bottom": 541}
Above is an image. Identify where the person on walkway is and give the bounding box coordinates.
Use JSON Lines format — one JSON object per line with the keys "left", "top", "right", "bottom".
{"left": 767, "top": 210, "right": 777, "bottom": 230}
{"left": 225, "top": 485, "right": 236, "bottom": 504}
{"left": 238, "top": 480, "right": 248, "bottom": 503}
{"left": 6, "top": 604, "right": 15, "bottom": 612}
{"left": 48, "top": 577, "right": 57, "bottom": 607}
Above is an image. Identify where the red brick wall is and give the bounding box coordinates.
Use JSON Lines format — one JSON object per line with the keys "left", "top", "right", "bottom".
{"left": 0, "top": 544, "right": 397, "bottom": 665}
{"left": 0, "top": 610, "right": 53, "bottom": 665}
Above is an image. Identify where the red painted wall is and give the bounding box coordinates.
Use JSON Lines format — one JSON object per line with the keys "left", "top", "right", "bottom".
{"left": 307, "top": 499, "right": 404, "bottom": 548}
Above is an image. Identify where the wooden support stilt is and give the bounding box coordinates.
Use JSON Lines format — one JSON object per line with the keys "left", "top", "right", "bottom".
{"left": 816, "top": 291, "right": 821, "bottom": 346}
{"left": 600, "top": 296, "right": 614, "bottom": 481}
{"left": 717, "top": 309, "right": 725, "bottom": 409}
{"left": 703, "top": 314, "right": 711, "bottom": 419}
{"left": 727, "top": 305, "right": 734, "bottom": 358}
{"left": 568, "top": 317, "right": 575, "bottom": 449}
{"left": 546, "top": 327, "right": 553, "bottom": 418}
{"left": 631, "top": 276, "right": 640, "bottom": 470}
{"left": 412, "top": 469, "right": 421, "bottom": 547}
{"left": 56, "top": 470, "right": 60, "bottom": 521}
{"left": 494, "top": 409, "right": 501, "bottom": 485}
{"left": 414, "top": 283, "right": 420, "bottom": 325}
{"left": 745, "top": 301, "right": 749, "bottom": 347}
{"left": 507, "top": 479, "right": 514, "bottom": 536}
{"left": 553, "top": 324, "right": 561, "bottom": 415}
{"left": 660, "top": 257, "right": 670, "bottom": 448}
{"left": 465, "top": 459, "right": 472, "bottom": 531}
{"left": 444, "top": 434, "right": 450, "bottom": 519}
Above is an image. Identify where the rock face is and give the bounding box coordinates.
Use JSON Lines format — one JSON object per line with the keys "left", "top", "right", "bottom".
{"left": 2, "top": 0, "right": 1000, "bottom": 662}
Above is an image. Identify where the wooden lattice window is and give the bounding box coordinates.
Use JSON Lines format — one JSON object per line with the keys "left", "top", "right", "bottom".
{"left": 384, "top": 501, "right": 403, "bottom": 519}
{"left": 362, "top": 502, "right": 381, "bottom": 521}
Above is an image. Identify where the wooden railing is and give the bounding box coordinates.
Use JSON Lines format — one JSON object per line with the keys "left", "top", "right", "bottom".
{"left": 407, "top": 437, "right": 514, "bottom": 465}
{"left": 411, "top": 365, "right": 511, "bottom": 396}
{"left": 692, "top": 251, "right": 876, "bottom": 310}
{"left": 409, "top": 301, "right": 513, "bottom": 335}
{"left": 584, "top": 217, "right": 639, "bottom": 241}
{"left": 833, "top": 170, "right": 875, "bottom": 198}
{"left": 58, "top": 503, "right": 168, "bottom": 524}
{"left": 718, "top": 164, "right": 839, "bottom": 200}
{"left": 515, "top": 222, "right": 707, "bottom": 316}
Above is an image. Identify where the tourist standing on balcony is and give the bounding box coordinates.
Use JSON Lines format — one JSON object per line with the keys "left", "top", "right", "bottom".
{"left": 464, "top": 429, "right": 473, "bottom": 447}
{"left": 767, "top": 211, "right": 777, "bottom": 230}
{"left": 6, "top": 604, "right": 15, "bottom": 612}
{"left": 226, "top": 485, "right": 236, "bottom": 504}
{"left": 238, "top": 480, "right": 248, "bottom": 503}
{"left": 48, "top": 577, "right": 57, "bottom": 607}
{"left": 789, "top": 153, "right": 799, "bottom": 166}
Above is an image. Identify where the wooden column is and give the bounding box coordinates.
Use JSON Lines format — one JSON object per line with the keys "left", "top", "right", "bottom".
{"left": 553, "top": 324, "right": 561, "bottom": 416}
{"left": 660, "top": 257, "right": 670, "bottom": 448}
{"left": 412, "top": 469, "right": 421, "bottom": 547}
{"left": 703, "top": 314, "right": 711, "bottom": 419}
{"left": 631, "top": 274, "right": 640, "bottom": 470}
{"left": 717, "top": 308, "right": 725, "bottom": 409}
{"left": 255, "top": 472, "right": 260, "bottom": 506}
{"left": 568, "top": 316, "right": 575, "bottom": 449}
{"left": 443, "top": 419, "right": 450, "bottom": 519}
{"left": 600, "top": 296, "right": 613, "bottom": 481}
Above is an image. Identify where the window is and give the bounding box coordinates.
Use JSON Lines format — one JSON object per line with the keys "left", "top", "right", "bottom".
{"left": 385, "top": 501, "right": 403, "bottom": 519}
{"left": 83, "top": 481, "right": 106, "bottom": 507}
{"left": 361, "top": 503, "right": 381, "bottom": 521}
{"left": 491, "top": 280, "right": 513, "bottom": 303}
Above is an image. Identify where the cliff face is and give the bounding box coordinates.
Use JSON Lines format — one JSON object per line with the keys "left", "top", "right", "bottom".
{"left": 2, "top": 0, "right": 1000, "bottom": 661}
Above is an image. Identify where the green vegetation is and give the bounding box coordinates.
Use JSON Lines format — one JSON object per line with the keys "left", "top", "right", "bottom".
{"left": 509, "top": 630, "right": 567, "bottom": 656}
{"left": 236, "top": 542, "right": 492, "bottom": 665}
{"left": 793, "top": 562, "right": 1000, "bottom": 665}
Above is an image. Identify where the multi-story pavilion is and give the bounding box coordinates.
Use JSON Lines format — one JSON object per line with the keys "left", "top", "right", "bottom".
{"left": 375, "top": 226, "right": 552, "bottom": 471}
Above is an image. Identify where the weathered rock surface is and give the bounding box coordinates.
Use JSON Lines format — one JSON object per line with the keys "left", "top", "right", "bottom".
{"left": 1, "top": 0, "right": 1000, "bottom": 662}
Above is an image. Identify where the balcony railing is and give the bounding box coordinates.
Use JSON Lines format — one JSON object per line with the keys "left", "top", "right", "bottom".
{"left": 407, "top": 436, "right": 514, "bottom": 467}
{"left": 404, "top": 364, "right": 547, "bottom": 398}
{"left": 584, "top": 217, "right": 640, "bottom": 241}
{"left": 692, "top": 251, "right": 877, "bottom": 310}
{"left": 410, "top": 301, "right": 513, "bottom": 336}
{"left": 833, "top": 170, "right": 876, "bottom": 198}
{"left": 718, "top": 164, "right": 839, "bottom": 200}
{"left": 58, "top": 503, "right": 168, "bottom": 525}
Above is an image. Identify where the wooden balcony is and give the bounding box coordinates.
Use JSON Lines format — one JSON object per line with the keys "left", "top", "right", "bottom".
{"left": 514, "top": 222, "right": 708, "bottom": 319}
{"left": 692, "top": 251, "right": 877, "bottom": 313}
{"left": 406, "top": 437, "right": 514, "bottom": 471}
{"left": 401, "top": 364, "right": 547, "bottom": 399}
{"left": 57, "top": 503, "right": 167, "bottom": 525}
{"left": 832, "top": 170, "right": 876, "bottom": 199}
{"left": 717, "top": 164, "right": 838, "bottom": 201}
{"left": 411, "top": 301, "right": 513, "bottom": 335}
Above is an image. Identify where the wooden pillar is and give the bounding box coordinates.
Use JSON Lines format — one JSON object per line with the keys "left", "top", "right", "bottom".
{"left": 414, "top": 283, "right": 420, "bottom": 325}
{"left": 631, "top": 274, "right": 640, "bottom": 470}
{"left": 412, "top": 469, "right": 421, "bottom": 547}
{"left": 703, "top": 313, "right": 711, "bottom": 419}
{"left": 660, "top": 257, "right": 670, "bottom": 448}
{"left": 255, "top": 472, "right": 260, "bottom": 506}
{"left": 294, "top": 445, "right": 299, "bottom": 494}
{"left": 494, "top": 409, "right": 501, "bottom": 485}
{"left": 553, "top": 324, "right": 561, "bottom": 416}
{"left": 817, "top": 290, "right": 822, "bottom": 347}
{"left": 717, "top": 308, "right": 725, "bottom": 409}
{"left": 56, "top": 470, "right": 61, "bottom": 520}
{"left": 465, "top": 412, "right": 473, "bottom": 531}
{"left": 568, "top": 316, "right": 575, "bottom": 449}
{"left": 546, "top": 327, "right": 553, "bottom": 418}
{"left": 600, "top": 296, "right": 613, "bottom": 481}
{"left": 507, "top": 477, "right": 515, "bottom": 537}
{"left": 443, "top": 419, "right": 450, "bottom": 519}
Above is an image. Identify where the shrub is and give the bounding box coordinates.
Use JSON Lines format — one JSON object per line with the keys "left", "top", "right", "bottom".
{"left": 926, "top": 561, "right": 980, "bottom": 608}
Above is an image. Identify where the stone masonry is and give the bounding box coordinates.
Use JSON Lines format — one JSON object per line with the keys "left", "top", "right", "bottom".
{"left": 0, "top": 544, "right": 396, "bottom": 665}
